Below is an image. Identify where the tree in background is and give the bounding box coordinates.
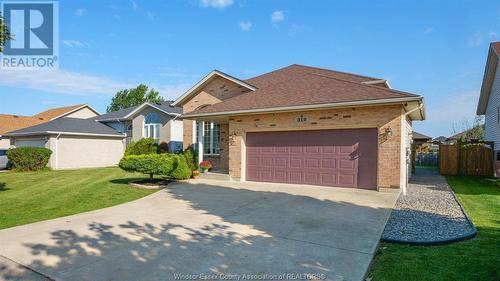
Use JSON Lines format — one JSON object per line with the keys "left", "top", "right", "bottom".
{"left": 451, "top": 116, "right": 485, "bottom": 141}
{"left": 0, "top": 12, "right": 12, "bottom": 53}
{"left": 107, "top": 84, "right": 164, "bottom": 112}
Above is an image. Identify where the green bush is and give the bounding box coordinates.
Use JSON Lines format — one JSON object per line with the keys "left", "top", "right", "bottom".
{"left": 183, "top": 146, "right": 198, "bottom": 171}
{"left": 171, "top": 154, "right": 192, "bottom": 180}
{"left": 7, "top": 147, "right": 52, "bottom": 171}
{"left": 119, "top": 153, "right": 192, "bottom": 180}
{"left": 119, "top": 154, "right": 175, "bottom": 180}
{"left": 125, "top": 138, "right": 159, "bottom": 156}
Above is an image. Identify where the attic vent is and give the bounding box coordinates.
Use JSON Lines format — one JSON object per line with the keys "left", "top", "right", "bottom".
{"left": 155, "top": 102, "right": 162, "bottom": 105}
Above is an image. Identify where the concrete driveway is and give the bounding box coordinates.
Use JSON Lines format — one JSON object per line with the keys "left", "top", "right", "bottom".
{"left": 0, "top": 180, "right": 398, "bottom": 281}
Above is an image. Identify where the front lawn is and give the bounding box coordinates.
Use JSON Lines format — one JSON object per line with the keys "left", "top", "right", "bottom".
{"left": 369, "top": 176, "right": 500, "bottom": 280}
{"left": 0, "top": 167, "right": 155, "bottom": 229}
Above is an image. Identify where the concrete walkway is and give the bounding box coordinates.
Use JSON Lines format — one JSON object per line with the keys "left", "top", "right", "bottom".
{"left": 0, "top": 180, "right": 398, "bottom": 281}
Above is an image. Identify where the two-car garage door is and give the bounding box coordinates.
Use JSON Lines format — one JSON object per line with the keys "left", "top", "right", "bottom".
{"left": 246, "top": 129, "right": 378, "bottom": 190}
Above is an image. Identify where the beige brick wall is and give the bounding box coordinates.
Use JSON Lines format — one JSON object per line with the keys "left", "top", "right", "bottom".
{"left": 183, "top": 77, "right": 252, "bottom": 114}
{"left": 182, "top": 77, "right": 251, "bottom": 161}
{"left": 227, "top": 105, "right": 404, "bottom": 188}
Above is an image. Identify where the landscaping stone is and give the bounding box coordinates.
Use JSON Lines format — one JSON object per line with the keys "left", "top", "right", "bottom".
{"left": 382, "top": 169, "right": 476, "bottom": 244}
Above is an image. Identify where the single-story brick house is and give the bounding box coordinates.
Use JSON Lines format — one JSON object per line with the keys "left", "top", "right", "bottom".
{"left": 173, "top": 64, "right": 425, "bottom": 190}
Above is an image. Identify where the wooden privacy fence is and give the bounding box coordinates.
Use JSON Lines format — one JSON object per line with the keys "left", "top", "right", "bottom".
{"left": 439, "top": 142, "right": 495, "bottom": 176}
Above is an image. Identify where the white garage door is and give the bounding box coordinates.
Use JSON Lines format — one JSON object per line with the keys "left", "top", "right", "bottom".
{"left": 56, "top": 136, "right": 124, "bottom": 169}
{"left": 15, "top": 139, "right": 47, "bottom": 148}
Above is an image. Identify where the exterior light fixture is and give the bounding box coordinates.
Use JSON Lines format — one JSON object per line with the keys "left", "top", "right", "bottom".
{"left": 385, "top": 127, "right": 393, "bottom": 138}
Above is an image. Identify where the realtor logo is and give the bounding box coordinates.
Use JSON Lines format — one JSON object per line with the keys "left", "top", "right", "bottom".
{"left": 1, "top": 1, "right": 58, "bottom": 68}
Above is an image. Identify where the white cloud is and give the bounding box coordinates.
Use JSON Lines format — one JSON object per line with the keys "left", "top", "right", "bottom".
{"left": 131, "top": 0, "right": 139, "bottom": 9}
{"left": 468, "top": 32, "right": 482, "bottom": 47}
{"left": 271, "top": 10, "right": 285, "bottom": 22}
{"left": 74, "top": 9, "right": 86, "bottom": 16}
{"left": 0, "top": 69, "right": 132, "bottom": 96}
{"left": 200, "top": 0, "right": 234, "bottom": 9}
{"left": 155, "top": 84, "right": 192, "bottom": 100}
{"left": 239, "top": 21, "right": 252, "bottom": 31}
{"left": 62, "top": 40, "right": 88, "bottom": 48}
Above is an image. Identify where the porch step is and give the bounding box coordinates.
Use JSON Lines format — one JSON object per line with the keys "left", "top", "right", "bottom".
{"left": 198, "top": 172, "right": 231, "bottom": 181}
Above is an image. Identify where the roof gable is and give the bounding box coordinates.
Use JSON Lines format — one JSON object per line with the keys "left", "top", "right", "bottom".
{"left": 477, "top": 42, "right": 500, "bottom": 115}
{"left": 0, "top": 104, "right": 98, "bottom": 136}
{"left": 94, "top": 101, "right": 181, "bottom": 122}
{"left": 4, "top": 117, "right": 125, "bottom": 137}
{"left": 172, "top": 70, "right": 257, "bottom": 107}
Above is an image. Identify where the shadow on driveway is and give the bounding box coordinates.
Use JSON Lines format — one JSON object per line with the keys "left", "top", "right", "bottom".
{"left": 1, "top": 180, "right": 404, "bottom": 281}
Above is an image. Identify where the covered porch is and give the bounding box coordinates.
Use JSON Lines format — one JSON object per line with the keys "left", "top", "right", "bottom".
{"left": 185, "top": 117, "right": 231, "bottom": 175}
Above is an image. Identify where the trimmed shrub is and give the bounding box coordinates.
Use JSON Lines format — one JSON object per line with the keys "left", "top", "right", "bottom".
{"left": 124, "top": 138, "right": 159, "bottom": 156}
{"left": 183, "top": 146, "right": 198, "bottom": 171}
{"left": 119, "top": 154, "right": 175, "bottom": 180}
{"left": 171, "top": 154, "right": 192, "bottom": 180}
{"left": 7, "top": 147, "right": 52, "bottom": 171}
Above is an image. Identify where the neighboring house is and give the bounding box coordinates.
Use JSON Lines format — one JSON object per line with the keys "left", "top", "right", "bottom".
{"left": 4, "top": 101, "right": 183, "bottom": 169}
{"left": 0, "top": 104, "right": 99, "bottom": 149}
{"left": 477, "top": 41, "right": 500, "bottom": 176}
{"left": 174, "top": 64, "right": 425, "bottom": 190}
{"left": 447, "top": 125, "right": 485, "bottom": 143}
{"left": 93, "top": 101, "right": 183, "bottom": 152}
{"left": 413, "top": 132, "right": 434, "bottom": 153}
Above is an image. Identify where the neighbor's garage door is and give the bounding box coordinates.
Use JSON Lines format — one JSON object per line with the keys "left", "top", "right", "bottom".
{"left": 246, "top": 129, "right": 378, "bottom": 189}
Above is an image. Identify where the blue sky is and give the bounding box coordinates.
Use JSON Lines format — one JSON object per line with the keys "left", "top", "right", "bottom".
{"left": 1, "top": 0, "right": 499, "bottom": 137}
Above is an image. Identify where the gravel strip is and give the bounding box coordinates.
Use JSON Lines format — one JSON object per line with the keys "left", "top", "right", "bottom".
{"left": 382, "top": 169, "right": 476, "bottom": 244}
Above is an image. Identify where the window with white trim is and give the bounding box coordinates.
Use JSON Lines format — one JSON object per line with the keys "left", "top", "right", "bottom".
{"left": 196, "top": 122, "right": 220, "bottom": 155}
{"left": 144, "top": 113, "right": 160, "bottom": 142}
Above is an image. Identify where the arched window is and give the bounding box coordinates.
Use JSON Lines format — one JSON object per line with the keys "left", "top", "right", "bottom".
{"left": 143, "top": 113, "right": 160, "bottom": 141}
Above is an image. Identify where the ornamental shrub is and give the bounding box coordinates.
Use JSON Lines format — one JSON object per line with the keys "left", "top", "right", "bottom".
{"left": 119, "top": 154, "right": 175, "bottom": 180}
{"left": 183, "top": 146, "right": 198, "bottom": 171}
{"left": 171, "top": 154, "right": 192, "bottom": 180}
{"left": 124, "top": 138, "right": 159, "bottom": 156}
{"left": 7, "top": 147, "right": 52, "bottom": 171}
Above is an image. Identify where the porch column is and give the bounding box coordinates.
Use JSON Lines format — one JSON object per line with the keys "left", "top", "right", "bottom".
{"left": 197, "top": 121, "right": 204, "bottom": 164}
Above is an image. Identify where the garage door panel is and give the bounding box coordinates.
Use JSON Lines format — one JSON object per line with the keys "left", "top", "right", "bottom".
{"left": 274, "top": 158, "right": 288, "bottom": 168}
{"left": 274, "top": 170, "right": 287, "bottom": 181}
{"left": 289, "top": 158, "right": 302, "bottom": 169}
{"left": 246, "top": 129, "right": 377, "bottom": 189}
{"left": 289, "top": 147, "right": 303, "bottom": 153}
{"left": 304, "top": 158, "right": 319, "bottom": 169}
{"left": 321, "top": 159, "right": 336, "bottom": 169}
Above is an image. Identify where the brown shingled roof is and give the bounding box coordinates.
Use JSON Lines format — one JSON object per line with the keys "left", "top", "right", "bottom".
{"left": 34, "top": 104, "right": 85, "bottom": 120}
{"left": 187, "top": 64, "right": 420, "bottom": 116}
{"left": 491, "top": 41, "right": 500, "bottom": 55}
{"left": 0, "top": 104, "right": 88, "bottom": 135}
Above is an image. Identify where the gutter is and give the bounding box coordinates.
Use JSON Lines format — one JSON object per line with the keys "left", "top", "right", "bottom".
{"left": 183, "top": 96, "right": 423, "bottom": 118}
{"left": 4, "top": 131, "right": 127, "bottom": 138}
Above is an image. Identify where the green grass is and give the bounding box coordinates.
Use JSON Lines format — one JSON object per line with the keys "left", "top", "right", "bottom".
{"left": 369, "top": 176, "right": 500, "bottom": 280}
{"left": 0, "top": 167, "right": 156, "bottom": 229}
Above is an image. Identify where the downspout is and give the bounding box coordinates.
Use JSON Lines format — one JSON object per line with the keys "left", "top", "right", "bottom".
{"left": 55, "top": 133, "right": 61, "bottom": 169}
{"left": 401, "top": 102, "right": 424, "bottom": 196}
